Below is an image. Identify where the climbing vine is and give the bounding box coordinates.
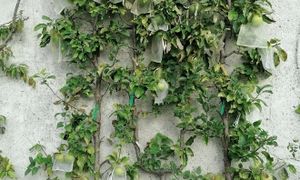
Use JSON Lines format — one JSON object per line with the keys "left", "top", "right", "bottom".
{"left": 27, "top": 0, "right": 296, "bottom": 179}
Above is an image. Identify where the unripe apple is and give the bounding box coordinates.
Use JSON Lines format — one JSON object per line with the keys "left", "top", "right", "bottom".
{"left": 157, "top": 81, "right": 167, "bottom": 91}
{"left": 65, "top": 154, "right": 75, "bottom": 162}
{"left": 55, "top": 154, "right": 64, "bottom": 162}
{"left": 114, "top": 166, "right": 126, "bottom": 177}
{"left": 251, "top": 14, "right": 264, "bottom": 26}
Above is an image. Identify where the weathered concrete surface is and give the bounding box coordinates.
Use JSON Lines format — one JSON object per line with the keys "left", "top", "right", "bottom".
{"left": 0, "top": 0, "right": 300, "bottom": 179}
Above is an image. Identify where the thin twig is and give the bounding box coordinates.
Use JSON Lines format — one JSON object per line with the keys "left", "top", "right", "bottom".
{"left": 99, "top": 159, "right": 109, "bottom": 169}
{"left": 224, "top": 50, "right": 243, "bottom": 59}
{"left": 138, "top": 165, "right": 172, "bottom": 176}
{"left": 44, "top": 83, "right": 80, "bottom": 111}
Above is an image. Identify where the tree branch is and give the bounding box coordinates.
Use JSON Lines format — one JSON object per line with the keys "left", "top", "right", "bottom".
{"left": 44, "top": 83, "right": 81, "bottom": 111}
{"left": 94, "top": 69, "right": 103, "bottom": 178}
{"left": 0, "top": 0, "right": 22, "bottom": 51}
{"left": 224, "top": 50, "right": 243, "bottom": 59}
{"left": 221, "top": 111, "right": 232, "bottom": 180}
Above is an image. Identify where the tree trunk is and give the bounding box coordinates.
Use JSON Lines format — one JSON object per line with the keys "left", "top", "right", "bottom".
{"left": 94, "top": 77, "right": 102, "bottom": 179}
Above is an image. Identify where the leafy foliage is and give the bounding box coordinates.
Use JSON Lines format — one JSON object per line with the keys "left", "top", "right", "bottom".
{"left": 0, "top": 7, "right": 32, "bottom": 179}
{"left": 25, "top": 144, "right": 53, "bottom": 177}
{"left": 137, "top": 133, "right": 175, "bottom": 172}
{"left": 60, "top": 74, "right": 94, "bottom": 99}
{"left": 229, "top": 120, "right": 277, "bottom": 161}
{"left": 112, "top": 104, "right": 136, "bottom": 143}
{"left": 0, "top": 13, "right": 35, "bottom": 87}
{"left": 30, "top": 0, "right": 295, "bottom": 179}
{"left": 58, "top": 113, "right": 97, "bottom": 178}
{"left": 0, "top": 154, "right": 15, "bottom": 179}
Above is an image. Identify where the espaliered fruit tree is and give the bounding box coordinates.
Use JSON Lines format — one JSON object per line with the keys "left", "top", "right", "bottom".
{"left": 25, "top": 0, "right": 296, "bottom": 180}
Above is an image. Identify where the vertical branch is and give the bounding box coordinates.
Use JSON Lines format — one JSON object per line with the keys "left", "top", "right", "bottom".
{"left": 130, "top": 25, "right": 141, "bottom": 158}
{"left": 94, "top": 74, "right": 103, "bottom": 178}
{"left": 220, "top": 45, "right": 233, "bottom": 180}
{"left": 92, "top": 15, "right": 102, "bottom": 178}
{"left": 221, "top": 111, "right": 231, "bottom": 180}
{"left": 220, "top": 1, "right": 233, "bottom": 179}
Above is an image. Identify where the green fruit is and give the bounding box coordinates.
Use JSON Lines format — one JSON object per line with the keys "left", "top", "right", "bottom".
{"left": 114, "top": 166, "right": 125, "bottom": 177}
{"left": 157, "top": 81, "right": 167, "bottom": 91}
{"left": 65, "top": 154, "right": 74, "bottom": 162}
{"left": 251, "top": 14, "right": 264, "bottom": 26}
{"left": 55, "top": 154, "right": 64, "bottom": 162}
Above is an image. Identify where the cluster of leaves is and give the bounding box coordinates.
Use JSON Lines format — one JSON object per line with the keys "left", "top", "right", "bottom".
{"left": 137, "top": 133, "right": 175, "bottom": 172}
{"left": 175, "top": 103, "right": 224, "bottom": 144}
{"left": 231, "top": 158, "right": 296, "bottom": 180}
{"left": 58, "top": 113, "right": 97, "bottom": 178}
{"left": 0, "top": 14, "right": 35, "bottom": 87}
{"left": 0, "top": 5, "right": 37, "bottom": 179}
{"left": 60, "top": 74, "right": 94, "bottom": 100}
{"left": 288, "top": 139, "right": 300, "bottom": 160}
{"left": 0, "top": 153, "right": 15, "bottom": 179}
{"left": 228, "top": 120, "right": 277, "bottom": 161}
{"left": 107, "top": 150, "right": 138, "bottom": 179}
{"left": 112, "top": 104, "right": 136, "bottom": 143}
{"left": 30, "top": 0, "right": 296, "bottom": 179}
{"left": 25, "top": 144, "right": 54, "bottom": 178}
{"left": 0, "top": 115, "right": 15, "bottom": 179}
{"left": 228, "top": 0, "right": 274, "bottom": 33}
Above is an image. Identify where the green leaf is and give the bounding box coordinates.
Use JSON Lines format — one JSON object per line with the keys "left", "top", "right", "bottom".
{"left": 253, "top": 120, "right": 262, "bottom": 127}
{"left": 0, "top": 115, "right": 6, "bottom": 125}
{"left": 56, "top": 122, "right": 64, "bottom": 128}
{"left": 280, "top": 168, "right": 289, "bottom": 180}
{"left": 228, "top": 10, "right": 238, "bottom": 21}
{"left": 34, "top": 23, "right": 47, "bottom": 31}
{"left": 134, "top": 87, "right": 145, "bottom": 99}
{"left": 287, "top": 164, "right": 297, "bottom": 174}
{"left": 77, "top": 157, "right": 86, "bottom": 170}
{"left": 42, "top": 16, "right": 52, "bottom": 21}
{"left": 278, "top": 48, "right": 288, "bottom": 61}
{"left": 274, "top": 53, "right": 280, "bottom": 66}
{"left": 262, "top": 15, "right": 276, "bottom": 24}
{"left": 295, "top": 105, "right": 300, "bottom": 114}
{"left": 185, "top": 136, "right": 196, "bottom": 146}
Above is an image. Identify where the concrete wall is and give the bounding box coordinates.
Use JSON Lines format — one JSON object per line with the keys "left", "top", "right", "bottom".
{"left": 0, "top": 0, "right": 300, "bottom": 179}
